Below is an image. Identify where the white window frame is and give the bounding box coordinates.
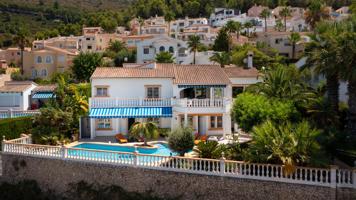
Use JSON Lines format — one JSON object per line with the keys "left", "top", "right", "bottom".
{"left": 145, "top": 85, "right": 160, "bottom": 98}
{"left": 95, "top": 86, "right": 109, "bottom": 97}
{"left": 41, "top": 69, "right": 47, "bottom": 77}
{"left": 36, "top": 56, "right": 42, "bottom": 63}
{"left": 45, "top": 56, "right": 52, "bottom": 63}
{"left": 96, "top": 119, "right": 112, "bottom": 130}
{"left": 209, "top": 115, "right": 223, "bottom": 129}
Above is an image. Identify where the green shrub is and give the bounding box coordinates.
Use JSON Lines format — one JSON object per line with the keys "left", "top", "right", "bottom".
{"left": 231, "top": 93, "right": 298, "bottom": 132}
{"left": 168, "top": 127, "right": 194, "bottom": 156}
{"left": 0, "top": 117, "right": 33, "bottom": 147}
{"left": 158, "top": 128, "right": 170, "bottom": 138}
{"left": 194, "top": 141, "right": 226, "bottom": 159}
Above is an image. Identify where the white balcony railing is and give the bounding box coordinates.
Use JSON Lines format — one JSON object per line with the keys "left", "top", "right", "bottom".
{"left": 89, "top": 98, "right": 227, "bottom": 108}
{"left": 90, "top": 98, "right": 173, "bottom": 108}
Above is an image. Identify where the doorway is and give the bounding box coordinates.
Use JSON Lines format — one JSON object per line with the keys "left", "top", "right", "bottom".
{"left": 128, "top": 118, "right": 135, "bottom": 131}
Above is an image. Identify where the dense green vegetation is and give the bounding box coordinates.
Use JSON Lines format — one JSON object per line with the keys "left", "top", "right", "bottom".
{"left": 168, "top": 126, "right": 195, "bottom": 156}
{"left": 0, "top": 117, "right": 33, "bottom": 146}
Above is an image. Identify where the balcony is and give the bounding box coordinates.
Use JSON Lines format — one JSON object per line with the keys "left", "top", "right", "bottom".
{"left": 89, "top": 98, "right": 228, "bottom": 109}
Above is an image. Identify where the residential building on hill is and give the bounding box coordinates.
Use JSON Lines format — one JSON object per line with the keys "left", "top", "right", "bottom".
{"left": 136, "top": 35, "right": 189, "bottom": 64}
{"left": 0, "top": 81, "right": 37, "bottom": 111}
{"left": 85, "top": 62, "right": 260, "bottom": 139}
{"left": 209, "top": 8, "right": 241, "bottom": 27}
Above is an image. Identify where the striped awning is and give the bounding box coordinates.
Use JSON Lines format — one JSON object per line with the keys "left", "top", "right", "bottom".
{"left": 89, "top": 107, "right": 172, "bottom": 118}
{"left": 32, "top": 92, "right": 56, "bottom": 99}
{"left": 178, "top": 85, "right": 226, "bottom": 88}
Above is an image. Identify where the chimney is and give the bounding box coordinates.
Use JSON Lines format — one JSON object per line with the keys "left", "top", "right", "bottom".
{"left": 247, "top": 51, "right": 253, "bottom": 68}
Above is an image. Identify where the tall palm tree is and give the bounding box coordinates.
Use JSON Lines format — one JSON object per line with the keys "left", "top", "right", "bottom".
{"left": 279, "top": 7, "right": 291, "bottom": 31}
{"left": 13, "top": 27, "right": 30, "bottom": 75}
{"left": 244, "top": 21, "right": 253, "bottom": 37}
{"left": 288, "top": 32, "right": 301, "bottom": 59}
{"left": 305, "top": 29, "right": 341, "bottom": 115}
{"left": 304, "top": 0, "right": 330, "bottom": 30}
{"left": 224, "top": 20, "right": 242, "bottom": 51}
{"left": 187, "top": 35, "right": 201, "bottom": 64}
{"left": 209, "top": 52, "right": 230, "bottom": 68}
{"left": 164, "top": 11, "right": 175, "bottom": 37}
{"left": 108, "top": 40, "right": 126, "bottom": 53}
{"left": 338, "top": 30, "right": 356, "bottom": 135}
{"left": 260, "top": 8, "right": 271, "bottom": 33}
{"left": 130, "top": 122, "right": 158, "bottom": 146}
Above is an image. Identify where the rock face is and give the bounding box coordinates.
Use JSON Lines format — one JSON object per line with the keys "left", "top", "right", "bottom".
{"left": 1, "top": 154, "right": 356, "bottom": 200}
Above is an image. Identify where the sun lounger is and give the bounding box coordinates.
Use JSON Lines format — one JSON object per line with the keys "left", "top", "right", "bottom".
{"left": 194, "top": 134, "right": 207, "bottom": 145}
{"left": 115, "top": 133, "right": 128, "bottom": 143}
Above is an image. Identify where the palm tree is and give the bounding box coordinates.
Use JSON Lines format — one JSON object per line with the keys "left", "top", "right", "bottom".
{"left": 13, "top": 27, "right": 30, "bottom": 74}
{"left": 288, "top": 32, "right": 301, "bottom": 59}
{"left": 130, "top": 122, "right": 159, "bottom": 146}
{"left": 164, "top": 11, "right": 175, "bottom": 37}
{"left": 187, "top": 35, "right": 201, "bottom": 64}
{"left": 224, "top": 20, "right": 242, "bottom": 51}
{"left": 209, "top": 52, "right": 230, "bottom": 68}
{"left": 108, "top": 40, "right": 126, "bottom": 53}
{"left": 137, "top": 17, "right": 144, "bottom": 35}
{"left": 155, "top": 51, "right": 175, "bottom": 63}
{"left": 305, "top": 31, "right": 341, "bottom": 115}
{"left": 304, "top": 0, "right": 330, "bottom": 30}
{"left": 260, "top": 8, "right": 271, "bottom": 32}
{"left": 338, "top": 31, "right": 356, "bottom": 135}
{"left": 279, "top": 7, "right": 291, "bottom": 31}
{"left": 244, "top": 21, "right": 253, "bottom": 37}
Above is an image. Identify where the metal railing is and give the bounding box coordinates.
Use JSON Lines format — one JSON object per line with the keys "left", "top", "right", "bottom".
{"left": 0, "top": 110, "right": 40, "bottom": 119}
{"left": 2, "top": 136, "right": 356, "bottom": 189}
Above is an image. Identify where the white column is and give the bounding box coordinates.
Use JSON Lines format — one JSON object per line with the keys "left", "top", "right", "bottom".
{"left": 223, "top": 113, "right": 232, "bottom": 138}
{"left": 90, "top": 118, "right": 95, "bottom": 139}
{"left": 184, "top": 112, "right": 188, "bottom": 127}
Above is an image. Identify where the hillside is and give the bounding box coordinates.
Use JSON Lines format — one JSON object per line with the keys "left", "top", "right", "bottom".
{"left": 0, "top": 0, "right": 132, "bottom": 11}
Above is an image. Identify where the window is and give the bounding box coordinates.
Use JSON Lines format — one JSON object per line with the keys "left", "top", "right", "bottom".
{"left": 275, "top": 38, "right": 283, "bottom": 44}
{"left": 36, "top": 56, "right": 42, "bottom": 63}
{"left": 146, "top": 86, "right": 160, "bottom": 98}
{"left": 87, "top": 45, "right": 92, "bottom": 50}
{"left": 17, "top": 52, "right": 21, "bottom": 56}
{"left": 31, "top": 69, "right": 37, "bottom": 78}
{"left": 195, "top": 88, "right": 207, "bottom": 99}
{"left": 210, "top": 116, "right": 223, "bottom": 129}
{"left": 143, "top": 48, "right": 150, "bottom": 54}
{"left": 41, "top": 69, "right": 47, "bottom": 77}
{"left": 180, "top": 116, "right": 194, "bottom": 128}
{"left": 159, "top": 46, "right": 165, "bottom": 52}
{"left": 45, "top": 56, "right": 52, "bottom": 63}
{"left": 213, "top": 88, "right": 224, "bottom": 98}
{"left": 96, "top": 87, "right": 108, "bottom": 97}
{"left": 169, "top": 46, "right": 174, "bottom": 53}
{"left": 96, "top": 119, "right": 111, "bottom": 129}
{"left": 232, "top": 86, "right": 244, "bottom": 97}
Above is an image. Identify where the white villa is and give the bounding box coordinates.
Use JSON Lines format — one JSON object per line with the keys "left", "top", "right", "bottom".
{"left": 136, "top": 35, "right": 189, "bottom": 64}
{"left": 87, "top": 63, "right": 260, "bottom": 139}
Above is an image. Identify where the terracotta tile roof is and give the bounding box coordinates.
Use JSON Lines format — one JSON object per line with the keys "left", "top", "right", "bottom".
{"left": 92, "top": 64, "right": 232, "bottom": 85}
{"left": 91, "top": 64, "right": 175, "bottom": 79}
{"left": 223, "top": 67, "right": 260, "bottom": 78}
{"left": 33, "top": 84, "right": 57, "bottom": 92}
{"left": 173, "top": 65, "right": 231, "bottom": 85}
{"left": 0, "top": 81, "right": 36, "bottom": 92}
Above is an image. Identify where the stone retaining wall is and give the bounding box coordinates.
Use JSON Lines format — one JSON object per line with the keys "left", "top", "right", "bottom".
{"left": 2, "top": 154, "right": 356, "bottom": 200}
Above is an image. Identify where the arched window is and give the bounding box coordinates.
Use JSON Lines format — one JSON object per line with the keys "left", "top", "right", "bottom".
{"left": 31, "top": 69, "right": 37, "bottom": 78}
{"left": 41, "top": 69, "right": 47, "bottom": 77}
{"left": 169, "top": 46, "right": 174, "bottom": 53}
{"left": 36, "top": 56, "right": 42, "bottom": 63}
{"left": 159, "top": 46, "right": 165, "bottom": 52}
{"left": 45, "top": 56, "right": 52, "bottom": 63}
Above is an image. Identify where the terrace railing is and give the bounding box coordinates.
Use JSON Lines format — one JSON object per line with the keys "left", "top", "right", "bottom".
{"left": 0, "top": 110, "right": 40, "bottom": 119}
{"left": 2, "top": 136, "right": 356, "bottom": 189}
{"left": 90, "top": 98, "right": 173, "bottom": 108}
{"left": 89, "top": 98, "right": 228, "bottom": 108}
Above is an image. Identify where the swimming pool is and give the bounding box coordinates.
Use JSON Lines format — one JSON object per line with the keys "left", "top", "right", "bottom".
{"left": 72, "top": 142, "right": 176, "bottom": 156}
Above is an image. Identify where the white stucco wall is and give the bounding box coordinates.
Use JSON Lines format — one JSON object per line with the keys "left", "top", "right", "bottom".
{"left": 91, "top": 78, "right": 174, "bottom": 98}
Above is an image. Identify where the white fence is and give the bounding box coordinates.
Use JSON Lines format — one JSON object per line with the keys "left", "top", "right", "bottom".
{"left": 2, "top": 136, "right": 356, "bottom": 189}
{"left": 89, "top": 98, "right": 227, "bottom": 108}
{"left": 0, "top": 110, "right": 40, "bottom": 119}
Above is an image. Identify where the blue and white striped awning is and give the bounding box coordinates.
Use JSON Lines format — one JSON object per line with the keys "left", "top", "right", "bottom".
{"left": 32, "top": 92, "right": 56, "bottom": 99}
{"left": 178, "top": 85, "right": 226, "bottom": 88}
{"left": 89, "top": 107, "right": 172, "bottom": 118}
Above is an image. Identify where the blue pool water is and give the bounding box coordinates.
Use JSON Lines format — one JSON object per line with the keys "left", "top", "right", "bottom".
{"left": 72, "top": 142, "right": 176, "bottom": 156}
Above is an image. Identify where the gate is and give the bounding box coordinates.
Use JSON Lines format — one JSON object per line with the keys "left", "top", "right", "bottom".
{"left": 80, "top": 117, "right": 91, "bottom": 139}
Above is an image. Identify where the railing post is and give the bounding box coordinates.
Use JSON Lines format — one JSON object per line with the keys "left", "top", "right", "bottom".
{"left": 9, "top": 108, "right": 13, "bottom": 118}
{"left": 330, "top": 165, "right": 338, "bottom": 188}
{"left": 220, "top": 152, "right": 226, "bottom": 175}
{"left": 2, "top": 135, "right": 6, "bottom": 152}
{"left": 353, "top": 167, "right": 356, "bottom": 189}
{"left": 134, "top": 147, "right": 138, "bottom": 167}
{"left": 28, "top": 134, "right": 32, "bottom": 144}
{"left": 61, "top": 145, "right": 67, "bottom": 159}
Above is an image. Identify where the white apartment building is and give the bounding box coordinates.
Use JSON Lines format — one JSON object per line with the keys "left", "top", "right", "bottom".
{"left": 0, "top": 81, "right": 37, "bottom": 111}
{"left": 136, "top": 35, "right": 189, "bottom": 64}
{"left": 209, "top": 8, "right": 241, "bottom": 27}
{"left": 87, "top": 63, "right": 260, "bottom": 139}
{"left": 170, "top": 17, "right": 208, "bottom": 36}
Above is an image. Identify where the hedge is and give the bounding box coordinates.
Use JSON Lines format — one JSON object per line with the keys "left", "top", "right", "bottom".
{"left": 0, "top": 117, "right": 33, "bottom": 148}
